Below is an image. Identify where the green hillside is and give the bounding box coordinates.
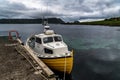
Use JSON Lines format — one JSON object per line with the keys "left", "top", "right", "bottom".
{"left": 79, "top": 17, "right": 120, "bottom": 26}
{"left": 80, "top": 20, "right": 120, "bottom": 26}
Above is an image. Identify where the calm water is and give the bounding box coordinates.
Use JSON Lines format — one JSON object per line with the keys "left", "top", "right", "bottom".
{"left": 1, "top": 24, "right": 120, "bottom": 80}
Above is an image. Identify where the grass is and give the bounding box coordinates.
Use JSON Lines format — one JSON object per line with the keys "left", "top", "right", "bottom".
{"left": 79, "top": 20, "right": 120, "bottom": 26}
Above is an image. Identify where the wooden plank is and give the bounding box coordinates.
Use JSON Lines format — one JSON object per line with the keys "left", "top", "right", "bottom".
{"left": 15, "top": 45, "right": 50, "bottom": 80}
{"left": 24, "top": 46, "right": 54, "bottom": 75}
{"left": 17, "top": 38, "right": 23, "bottom": 44}
{"left": 17, "top": 39, "right": 56, "bottom": 80}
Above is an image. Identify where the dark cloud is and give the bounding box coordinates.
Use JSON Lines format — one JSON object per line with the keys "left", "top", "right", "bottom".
{"left": 0, "top": 9, "right": 23, "bottom": 18}
{"left": 0, "top": 0, "right": 120, "bottom": 22}
{"left": 0, "top": 1, "right": 30, "bottom": 18}
{"left": 8, "top": 3, "right": 27, "bottom": 10}
{"left": 27, "top": 10, "right": 66, "bottom": 19}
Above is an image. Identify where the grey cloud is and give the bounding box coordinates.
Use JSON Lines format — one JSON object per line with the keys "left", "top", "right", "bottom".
{"left": 0, "top": 8, "right": 23, "bottom": 18}
{"left": 8, "top": 3, "right": 28, "bottom": 10}
{"left": 0, "top": 1, "right": 35, "bottom": 18}
{"left": 27, "top": 10, "right": 66, "bottom": 19}
{"left": 0, "top": 0, "right": 120, "bottom": 21}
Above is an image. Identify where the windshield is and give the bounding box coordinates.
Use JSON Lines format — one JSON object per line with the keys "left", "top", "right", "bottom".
{"left": 43, "top": 37, "right": 53, "bottom": 43}
{"left": 54, "top": 36, "right": 62, "bottom": 42}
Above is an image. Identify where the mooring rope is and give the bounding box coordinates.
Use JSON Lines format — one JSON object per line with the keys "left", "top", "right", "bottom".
{"left": 63, "top": 53, "right": 67, "bottom": 80}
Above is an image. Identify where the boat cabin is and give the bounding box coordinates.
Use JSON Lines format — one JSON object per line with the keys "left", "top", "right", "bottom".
{"left": 27, "top": 30, "right": 70, "bottom": 58}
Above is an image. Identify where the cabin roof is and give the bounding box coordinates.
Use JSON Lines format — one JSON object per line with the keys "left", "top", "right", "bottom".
{"left": 35, "top": 33, "right": 61, "bottom": 38}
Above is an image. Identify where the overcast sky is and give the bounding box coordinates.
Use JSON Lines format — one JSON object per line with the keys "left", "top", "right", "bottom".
{"left": 0, "top": 0, "right": 120, "bottom": 22}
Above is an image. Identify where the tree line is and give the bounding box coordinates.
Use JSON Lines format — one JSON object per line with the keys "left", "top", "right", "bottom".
{"left": 0, "top": 18, "right": 65, "bottom": 24}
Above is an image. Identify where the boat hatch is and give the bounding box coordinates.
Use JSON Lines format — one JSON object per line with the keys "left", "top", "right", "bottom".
{"left": 44, "top": 48, "right": 53, "bottom": 54}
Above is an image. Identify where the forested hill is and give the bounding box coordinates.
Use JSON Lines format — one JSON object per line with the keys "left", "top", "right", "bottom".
{"left": 63, "top": 17, "right": 120, "bottom": 26}
{"left": 78, "top": 17, "right": 120, "bottom": 26}
{"left": 104, "top": 17, "right": 120, "bottom": 21}
{"left": 0, "top": 18, "right": 65, "bottom": 24}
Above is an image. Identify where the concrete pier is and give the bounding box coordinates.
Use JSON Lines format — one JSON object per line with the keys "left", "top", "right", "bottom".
{"left": 0, "top": 36, "right": 56, "bottom": 80}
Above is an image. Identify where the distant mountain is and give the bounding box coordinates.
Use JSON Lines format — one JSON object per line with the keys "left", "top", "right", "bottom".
{"left": 0, "top": 18, "right": 65, "bottom": 24}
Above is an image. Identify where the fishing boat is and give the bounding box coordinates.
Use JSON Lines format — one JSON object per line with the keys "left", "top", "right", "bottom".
{"left": 26, "top": 22, "right": 73, "bottom": 74}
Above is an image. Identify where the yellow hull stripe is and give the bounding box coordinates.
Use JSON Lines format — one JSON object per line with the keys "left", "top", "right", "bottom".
{"left": 41, "top": 51, "right": 73, "bottom": 74}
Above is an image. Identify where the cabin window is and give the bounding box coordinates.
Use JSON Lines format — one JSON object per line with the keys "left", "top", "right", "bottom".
{"left": 44, "top": 48, "right": 53, "bottom": 54}
{"left": 43, "top": 37, "right": 53, "bottom": 43}
{"left": 36, "top": 37, "right": 42, "bottom": 44}
{"left": 30, "top": 37, "right": 35, "bottom": 41}
{"left": 54, "top": 36, "right": 62, "bottom": 42}
{"left": 29, "top": 37, "right": 35, "bottom": 48}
